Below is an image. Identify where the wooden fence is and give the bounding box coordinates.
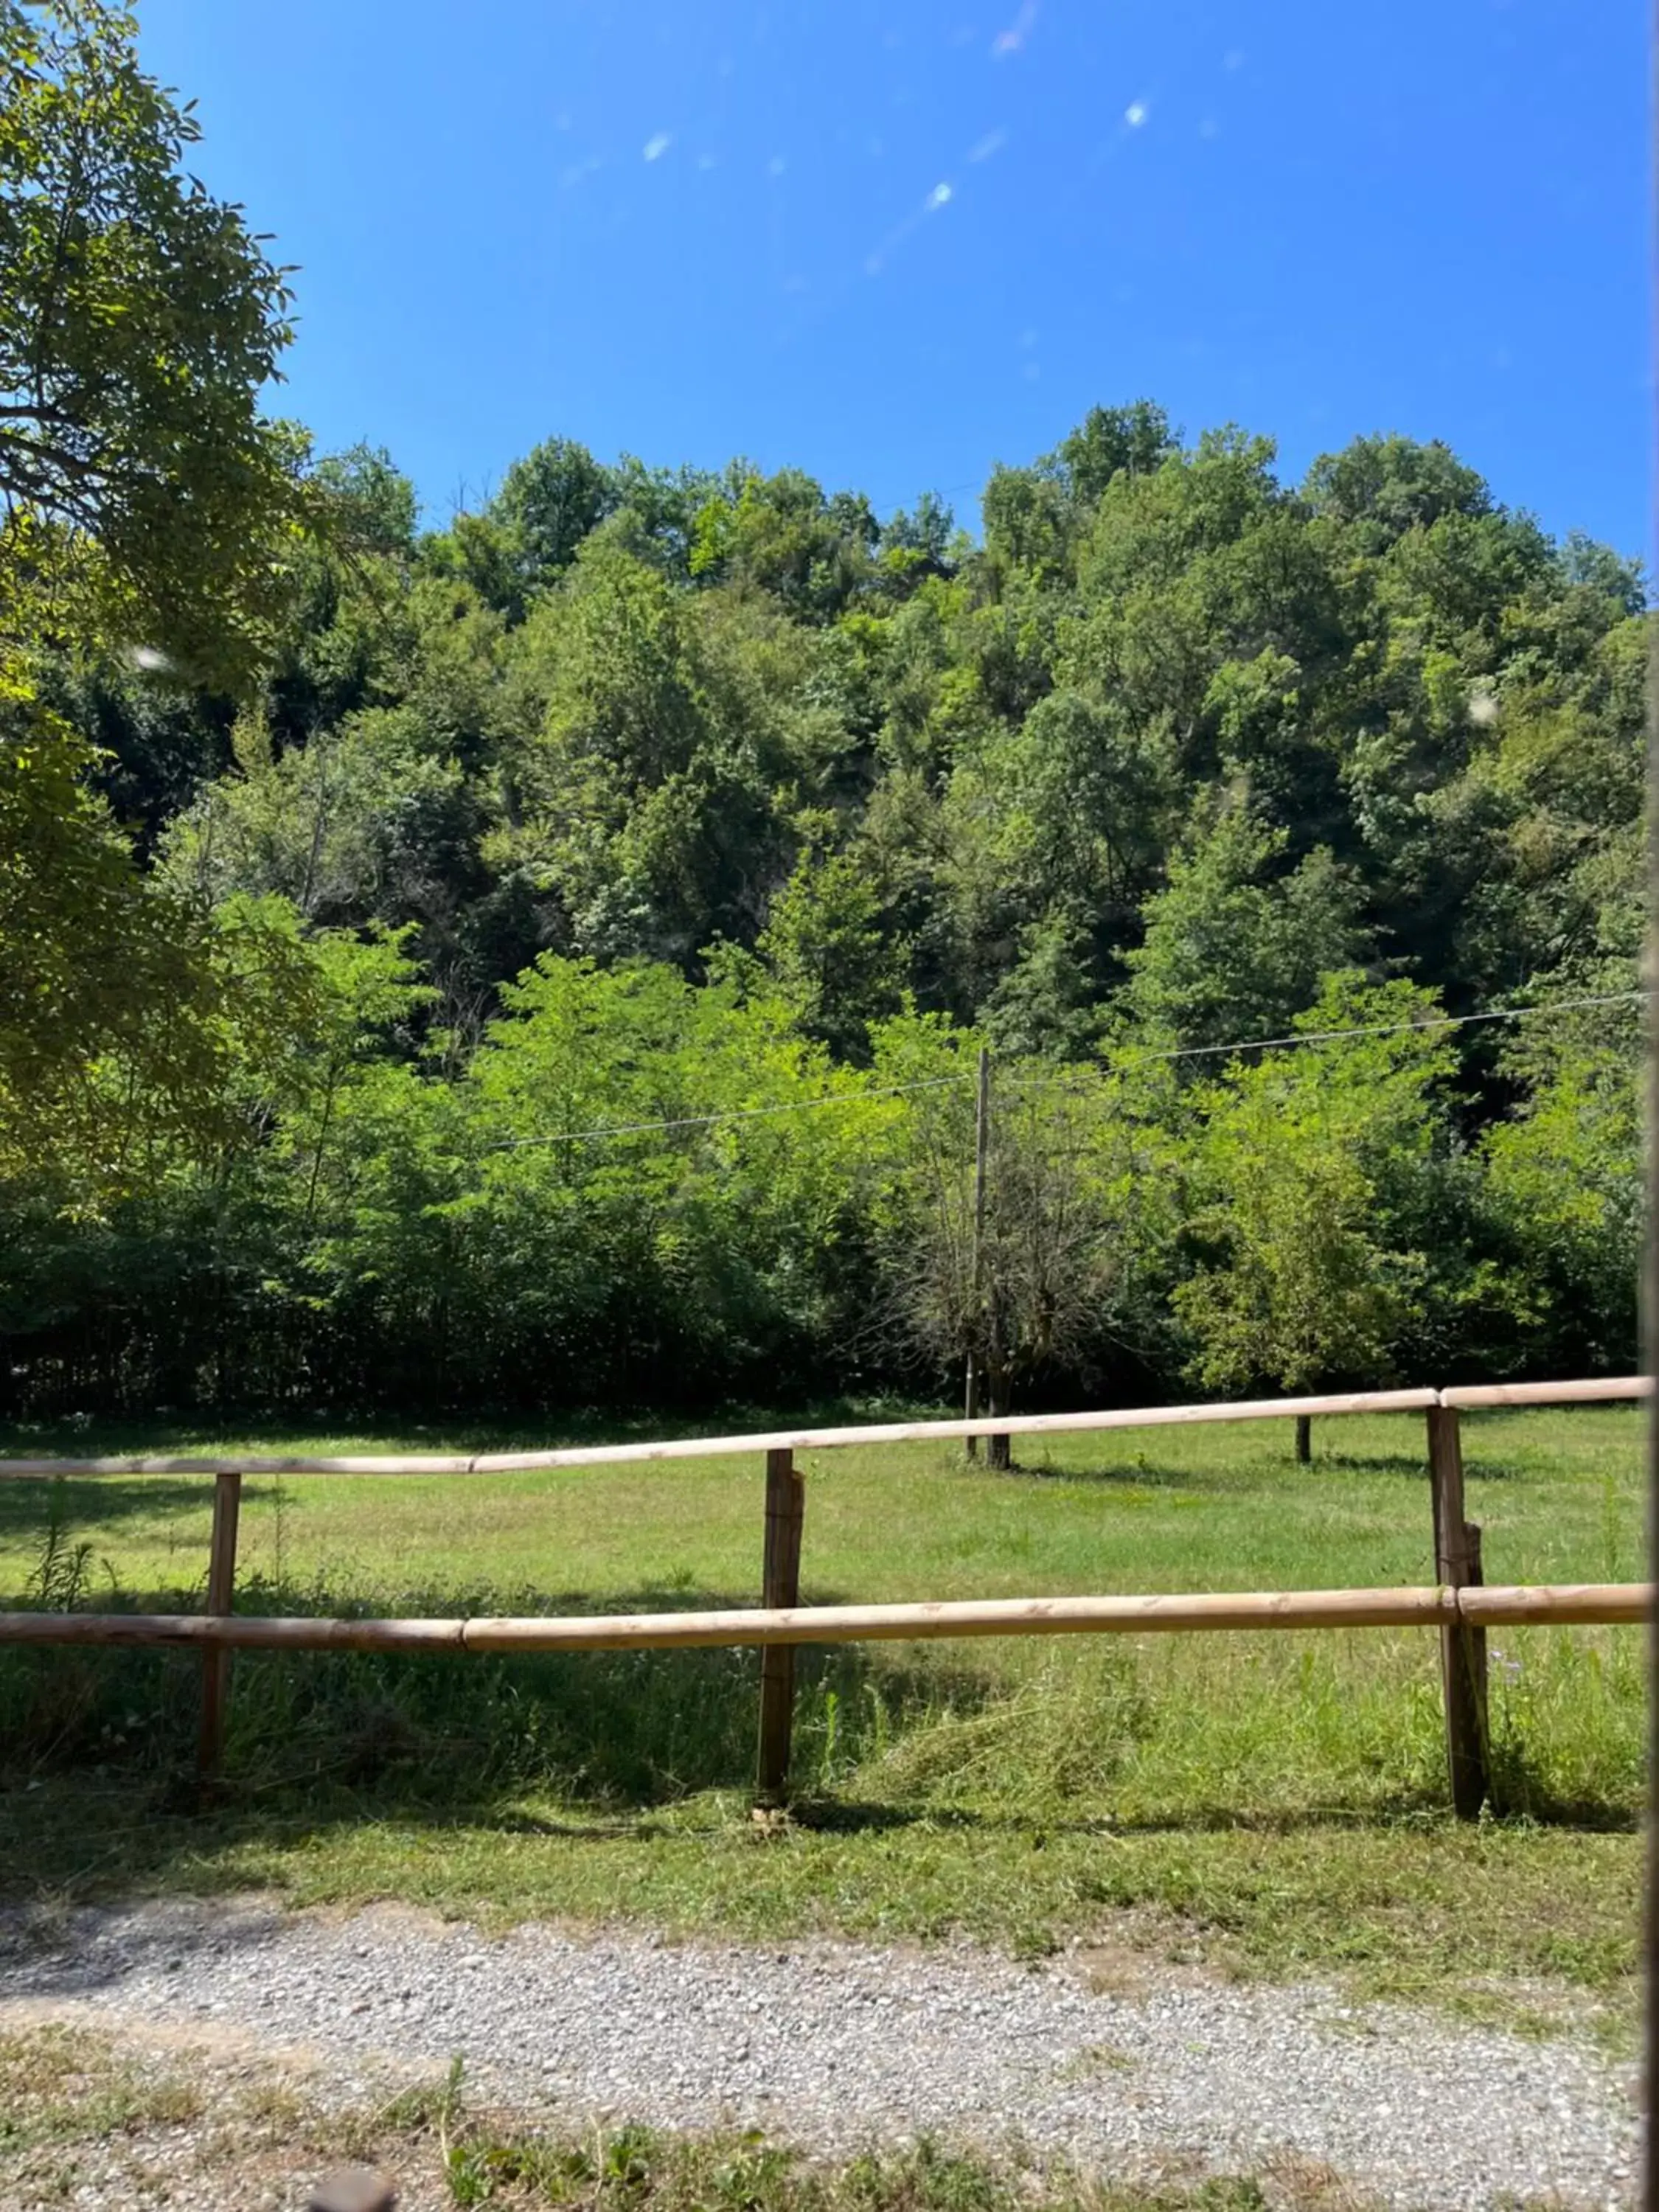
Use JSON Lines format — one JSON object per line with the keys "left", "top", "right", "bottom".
{"left": 1, "top": 1376, "right": 1650, "bottom": 1816}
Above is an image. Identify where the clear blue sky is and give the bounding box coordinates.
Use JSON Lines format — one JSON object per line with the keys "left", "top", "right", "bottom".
{"left": 138, "top": 0, "right": 1647, "bottom": 556}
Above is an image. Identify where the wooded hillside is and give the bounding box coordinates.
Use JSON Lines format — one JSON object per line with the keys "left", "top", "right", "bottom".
{"left": 1, "top": 6, "right": 1644, "bottom": 1421}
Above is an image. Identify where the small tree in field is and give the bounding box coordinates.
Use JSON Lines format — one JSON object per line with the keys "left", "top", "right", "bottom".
{"left": 1173, "top": 975, "right": 1455, "bottom": 1460}
{"left": 869, "top": 1015, "right": 1175, "bottom": 1464}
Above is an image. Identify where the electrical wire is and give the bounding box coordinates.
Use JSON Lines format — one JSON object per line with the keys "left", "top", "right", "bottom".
{"left": 478, "top": 987, "right": 1648, "bottom": 1153}
{"left": 1043, "top": 987, "right": 1653, "bottom": 1080}
{"left": 485, "top": 1072, "right": 965, "bottom": 1152}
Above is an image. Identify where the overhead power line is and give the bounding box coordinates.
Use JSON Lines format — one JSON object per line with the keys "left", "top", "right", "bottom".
{"left": 487, "top": 1072, "right": 964, "bottom": 1152}
{"left": 1105, "top": 986, "right": 1649, "bottom": 1071}
{"left": 481, "top": 987, "right": 1649, "bottom": 1154}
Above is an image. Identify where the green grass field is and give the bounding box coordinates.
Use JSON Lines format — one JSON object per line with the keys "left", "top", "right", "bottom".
{"left": 0, "top": 1402, "right": 1644, "bottom": 2040}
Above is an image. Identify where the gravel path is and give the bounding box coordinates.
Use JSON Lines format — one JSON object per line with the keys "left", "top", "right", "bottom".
{"left": 0, "top": 1899, "right": 1636, "bottom": 2211}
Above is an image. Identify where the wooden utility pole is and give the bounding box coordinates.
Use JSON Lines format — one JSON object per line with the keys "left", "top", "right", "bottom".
{"left": 964, "top": 1047, "right": 991, "bottom": 1461}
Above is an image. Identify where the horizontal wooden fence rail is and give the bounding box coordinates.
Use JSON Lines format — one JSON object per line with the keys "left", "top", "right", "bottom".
{"left": 1439, "top": 1377, "right": 1655, "bottom": 1409}
{"left": 0, "top": 1582, "right": 1646, "bottom": 1653}
{"left": 1, "top": 1373, "right": 1650, "bottom": 1813}
{"left": 0, "top": 1376, "right": 1649, "bottom": 1481}
{"left": 0, "top": 1386, "right": 1447, "bottom": 1478}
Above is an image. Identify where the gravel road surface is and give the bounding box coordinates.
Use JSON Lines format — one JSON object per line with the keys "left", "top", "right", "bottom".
{"left": 0, "top": 1899, "right": 1636, "bottom": 2210}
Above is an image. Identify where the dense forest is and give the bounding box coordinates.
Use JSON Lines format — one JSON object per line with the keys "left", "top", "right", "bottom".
{"left": 0, "top": 5, "right": 1646, "bottom": 1425}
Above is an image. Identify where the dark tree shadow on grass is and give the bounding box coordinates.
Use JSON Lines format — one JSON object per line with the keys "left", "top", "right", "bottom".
{"left": 0, "top": 1394, "right": 946, "bottom": 1470}
{"left": 0, "top": 1764, "right": 1632, "bottom": 1938}
{"left": 0, "top": 1477, "right": 212, "bottom": 1543}
{"left": 791, "top": 1786, "right": 1637, "bottom": 1839}
{"left": 1484, "top": 1738, "right": 1641, "bottom": 1832}
{"left": 0, "top": 1573, "right": 1005, "bottom": 1858}
{"left": 1320, "top": 1450, "right": 1527, "bottom": 1483}
{"left": 1001, "top": 1456, "right": 1251, "bottom": 1494}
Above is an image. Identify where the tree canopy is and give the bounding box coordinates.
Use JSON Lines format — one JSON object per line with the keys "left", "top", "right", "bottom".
{"left": 0, "top": 0, "right": 307, "bottom": 681}
{"left": 0, "top": 1, "right": 1646, "bottom": 1424}
{"left": 0, "top": 1, "right": 316, "bottom": 1202}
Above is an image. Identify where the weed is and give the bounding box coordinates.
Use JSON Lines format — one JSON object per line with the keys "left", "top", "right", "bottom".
{"left": 23, "top": 1484, "right": 97, "bottom": 1612}
{"left": 0, "top": 2023, "right": 204, "bottom": 2152}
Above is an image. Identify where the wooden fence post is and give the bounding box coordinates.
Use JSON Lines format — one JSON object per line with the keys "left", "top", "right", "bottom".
{"left": 754, "top": 1448, "right": 804, "bottom": 1807}
{"left": 964, "top": 1046, "right": 991, "bottom": 1463}
{"left": 198, "top": 1469, "right": 243, "bottom": 1785}
{"left": 1426, "top": 1405, "right": 1489, "bottom": 1817}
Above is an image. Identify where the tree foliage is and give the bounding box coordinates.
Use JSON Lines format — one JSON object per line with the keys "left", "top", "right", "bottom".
{"left": 1, "top": 7, "right": 1646, "bottom": 1421}
{"left": 0, "top": 0, "right": 307, "bottom": 684}
{"left": 1173, "top": 978, "right": 1459, "bottom": 1397}
{"left": 0, "top": 2, "right": 319, "bottom": 1204}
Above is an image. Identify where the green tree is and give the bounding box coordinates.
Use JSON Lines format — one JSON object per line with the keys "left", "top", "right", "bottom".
{"left": 869, "top": 1015, "right": 1179, "bottom": 1461}
{"left": 4, "top": 346, "right": 1649, "bottom": 1417}
{"left": 0, "top": 0, "right": 306, "bottom": 683}
{"left": 453, "top": 956, "right": 885, "bottom": 1401}
{"left": 757, "top": 833, "right": 904, "bottom": 1062}
{"left": 1173, "top": 978, "right": 1458, "bottom": 1457}
{"left": 997, "top": 687, "right": 1180, "bottom": 950}
{"left": 1480, "top": 995, "right": 1641, "bottom": 1375}
{"left": 980, "top": 462, "right": 1073, "bottom": 585}
{"left": 0, "top": 1, "right": 320, "bottom": 1197}
{"left": 1303, "top": 433, "right": 1491, "bottom": 546}
{"left": 495, "top": 535, "right": 787, "bottom": 964}
{"left": 492, "top": 437, "right": 615, "bottom": 584}
{"left": 0, "top": 680, "right": 319, "bottom": 1194}
{"left": 1118, "top": 801, "right": 1370, "bottom": 1054}
{"left": 314, "top": 443, "right": 418, "bottom": 558}
{"left": 691, "top": 467, "right": 877, "bottom": 620}
{"left": 0, "top": 680, "right": 226, "bottom": 1184}
{"left": 1056, "top": 400, "right": 1178, "bottom": 507}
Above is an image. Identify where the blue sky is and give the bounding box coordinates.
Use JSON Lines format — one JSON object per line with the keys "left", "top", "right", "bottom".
{"left": 138, "top": 1, "right": 1646, "bottom": 556}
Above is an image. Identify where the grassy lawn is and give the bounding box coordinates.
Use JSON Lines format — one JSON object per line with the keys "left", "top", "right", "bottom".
{"left": 0, "top": 1402, "right": 1643, "bottom": 2038}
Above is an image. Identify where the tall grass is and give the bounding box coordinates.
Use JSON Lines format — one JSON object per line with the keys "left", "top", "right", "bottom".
{"left": 0, "top": 1551, "right": 1638, "bottom": 1826}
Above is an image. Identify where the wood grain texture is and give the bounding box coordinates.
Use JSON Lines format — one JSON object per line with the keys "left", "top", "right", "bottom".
{"left": 1, "top": 1583, "right": 1646, "bottom": 1653}
{"left": 755, "top": 1448, "right": 805, "bottom": 1805}
{"left": 1439, "top": 1376, "right": 1652, "bottom": 1408}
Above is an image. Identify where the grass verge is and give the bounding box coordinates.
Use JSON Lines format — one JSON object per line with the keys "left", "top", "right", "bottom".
{"left": 0, "top": 2024, "right": 1371, "bottom": 2211}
